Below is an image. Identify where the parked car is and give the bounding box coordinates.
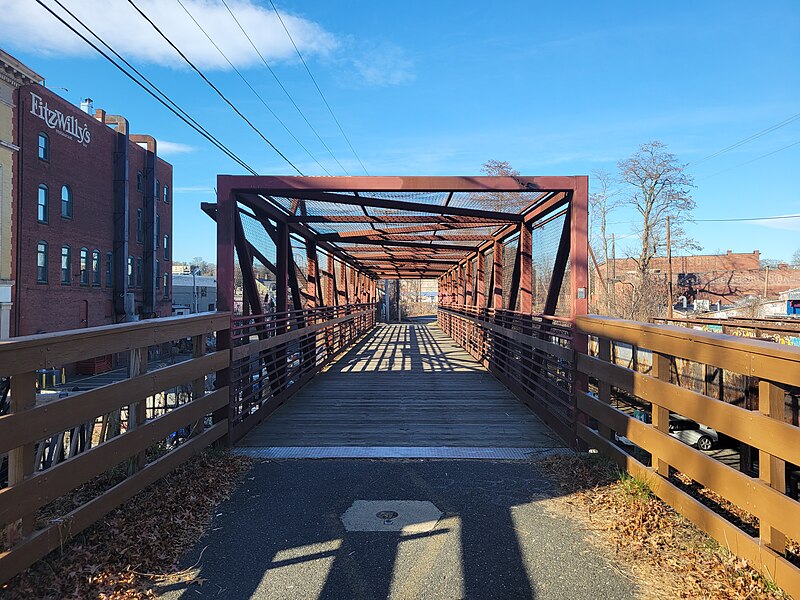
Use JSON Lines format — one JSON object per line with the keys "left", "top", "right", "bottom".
{"left": 668, "top": 415, "right": 718, "bottom": 451}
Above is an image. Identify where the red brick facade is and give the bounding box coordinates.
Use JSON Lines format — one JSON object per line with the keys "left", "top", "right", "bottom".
{"left": 605, "top": 250, "right": 800, "bottom": 301}
{"left": 11, "top": 85, "right": 172, "bottom": 336}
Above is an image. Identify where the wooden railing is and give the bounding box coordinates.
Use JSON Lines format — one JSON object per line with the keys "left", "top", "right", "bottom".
{"left": 575, "top": 315, "right": 800, "bottom": 597}
{"left": 228, "top": 303, "right": 378, "bottom": 442}
{"left": 0, "top": 312, "right": 230, "bottom": 583}
{"left": 438, "top": 304, "right": 575, "bottom": 442}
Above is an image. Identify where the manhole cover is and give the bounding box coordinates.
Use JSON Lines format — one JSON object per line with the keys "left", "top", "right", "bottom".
{"left": 376, "top": 510, "right": 399, "bottom": 520}
{"left": 341, "top": 500, "right": 442, "bottom": 532}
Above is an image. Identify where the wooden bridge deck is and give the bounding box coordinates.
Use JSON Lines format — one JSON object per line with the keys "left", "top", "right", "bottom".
{"left": 238, "top": 319, "right": 564, "bottom": 450}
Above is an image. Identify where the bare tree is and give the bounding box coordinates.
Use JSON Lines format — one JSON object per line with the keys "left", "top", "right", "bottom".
{"left": 618, "top": 141, "right": 695, "bottom": 319}
{"left": 791, "top": 248, "right": 800, "bottom": 267}
{"left": 589, "top": 170, "right": 621, "bottom": 314}
{"left": 480, "top": 160, "right": 520, "bottom": 212}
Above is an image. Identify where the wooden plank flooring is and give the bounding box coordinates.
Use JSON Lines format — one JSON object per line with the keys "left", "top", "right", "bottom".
{"left": 238, "top": 319, "right": 564, "bottom": 448}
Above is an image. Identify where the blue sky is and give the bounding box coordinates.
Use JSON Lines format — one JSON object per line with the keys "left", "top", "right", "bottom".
{"left": 2, "top": 0, "right": 799, "bottom": 263}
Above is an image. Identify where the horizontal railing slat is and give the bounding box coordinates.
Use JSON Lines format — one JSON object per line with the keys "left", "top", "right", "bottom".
{"left": 576, "top": 315, "right": 800, "bottom": 386}
{"left": 0, "top": 351, "right": 228, "bottom": 454}
{"left": 577, "top": 392, "right": 800, "bottom": 543}
{"left": 577, "top": 353, "right": 800, "bottom": 467}
{"left": 0, "top": 421, "right": 227, "bottom": 584}
{"left": 0, "top": 312, "right": 230, "bottom": 376}
{"left": 0, "top": 388, "right": 228, "bottom": 527}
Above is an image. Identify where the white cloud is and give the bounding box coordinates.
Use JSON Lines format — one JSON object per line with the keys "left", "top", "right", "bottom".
{"left": 157, "top": 140, "right": 195, "bottom": 155}
{"left": 0, "top": 0, "right": 337, "bottom": 70}
{"left": 350, "top": 42, "right": 414, "bottom": 87}
{"left": 747, "top": 216, "right": 800, "bottom": 231}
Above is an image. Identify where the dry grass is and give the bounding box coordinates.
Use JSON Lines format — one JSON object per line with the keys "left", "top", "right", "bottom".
{"left": 537, "top": 454, "right": 788, "bottom": 600}
{"left": 1, "top": 449, "right": 253, "bottom": 600}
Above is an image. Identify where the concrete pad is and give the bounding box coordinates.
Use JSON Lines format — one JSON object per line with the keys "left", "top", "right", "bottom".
{"left": 341, "top": 500, "right": 442, "bottom": 533}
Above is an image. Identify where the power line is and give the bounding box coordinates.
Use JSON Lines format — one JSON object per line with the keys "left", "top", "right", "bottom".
{"left": 268, "top": 0, "right": 370, "bottom": 175}
{"left": 219, "top": 0, "right": 349, "bottom": 175}
{"left": 35, "top": 0, "right": 258, "bottom": 175}
{"left": 701, "top": 139, "right": 800, "bottom": 179}
{"left": 690, "top": 213, "right": 800, "bottom": 223}
{"left": 125, "top": 0, "right": 302, "bottom": 174}
{"left": 174, "top": 0, "right": 333, "bottom": 175}
{"left": 690, "top": 111, "right": 800, "bottom": 167}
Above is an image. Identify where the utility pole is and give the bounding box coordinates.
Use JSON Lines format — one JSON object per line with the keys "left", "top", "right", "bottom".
{"left": 610, "top": 234, "right": 616, "bottom": 314}
{"left": 666, "top": 216, "right": 674, "bottom": 319}
{"left": 764, "top": 265, "right": 770, "bottom": 298}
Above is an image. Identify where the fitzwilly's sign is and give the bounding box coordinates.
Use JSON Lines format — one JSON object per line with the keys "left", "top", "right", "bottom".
{"left": 29, "top": 91, "right": 91, "bottom": 145}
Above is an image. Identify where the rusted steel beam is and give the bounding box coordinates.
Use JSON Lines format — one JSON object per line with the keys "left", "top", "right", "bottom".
{"left": 492, "top": 241, "right": 503, "bottom": 310}
{"left": 519, "top": 223, "right": 533, "bottom": 313}
{"left": 475, "top": 251, "right": 485, "bottom": 307}
{"left": 317, "top": 231, "right": 494, "bottom": 242}
{"left": 286, "top": 215, "right": 508, "bottom": 224}
{"left": 331, "top": 238, "right": 477, "bottom": 251}
{"left": 220, "top": 175, "right": 577, "bottom": 193}
{"left": 268, "top": 190, "right": 523, "bottom": 222}
{"left": 570, "top": 177, "right": 589, "bottom": 320}
{"left": 543, "top": 206, "right": 572, "bottom": 316}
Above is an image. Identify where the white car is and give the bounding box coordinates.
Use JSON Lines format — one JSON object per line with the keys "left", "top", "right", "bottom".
{"left": 668, "top": 415, "right": 718, "bottom": 451}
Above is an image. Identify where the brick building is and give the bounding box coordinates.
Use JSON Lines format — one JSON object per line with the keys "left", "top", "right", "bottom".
{"left": 604, "top": 250, "right": 800, "bottom": 302}
{"left": 6, "top": 57, "right": 172, "bottom": 337}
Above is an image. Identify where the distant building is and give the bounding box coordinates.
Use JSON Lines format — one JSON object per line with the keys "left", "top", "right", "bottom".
{"left": 0, "top": 49, "right": 42, "bottom": 338}
{"left": 172, "top": 264, "right": 192, "bottom": 275}
{"left": 172, "top": 274, "right": 217, "bottom": 314}
{"left": 602, "top": 250, "right": 800, "bottom": 303}
{"left": 2, "top": 49, "right": 174, "bottom": 336}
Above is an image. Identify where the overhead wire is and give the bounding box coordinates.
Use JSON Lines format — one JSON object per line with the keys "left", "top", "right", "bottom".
{"left": 125, "top": 0, "right": 303, "bottom": 174}
{"left": 699, "top": 139, "right": 800, "bottom": 179}
{"left": 268, "top": 0, "right": 370, "bottom": 175}
{"left": 34, "top": 0, "right": 258, "bottom": 175}
{"left": 219, "top": 0, "right": 350, "bottom": 175}
{"left": 174, "top": 0, "right": 333, "bottom": 175}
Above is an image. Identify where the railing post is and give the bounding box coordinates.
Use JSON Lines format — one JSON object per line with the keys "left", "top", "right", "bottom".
{"left": 597, "top": 338, "right": 614, "bottom": 441}
{"left": 190, "top": 333, "right": 206, "bottom": 437}
{"left": 758, "top": 380, "right": 787, "bottom": 553}
{"left": 6, "top": 372, "right": 36, "bottom": 547}
{"left": 651, "top": 352, "right": 671, "bottom": 477}
{"left": 127, "top": 346, "right": 148, "bottom": 474}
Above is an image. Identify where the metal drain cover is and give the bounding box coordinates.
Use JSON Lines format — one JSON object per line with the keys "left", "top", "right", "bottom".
{"left": 341, "top": 500, "right": 442, "bottom": 532}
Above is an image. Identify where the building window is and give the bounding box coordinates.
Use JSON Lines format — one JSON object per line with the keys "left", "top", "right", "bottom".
{"left": 127, "top": 256, "right": 135, "bottom": 287}
{"left": 163, "top": 272, "right": 169, "bottom": 298}
{"left": 136, "top": 257, "right": 142, "bottom": 288}
{"left": 137, "top": 208, "right": 143, "bottom": 243}
{"left": 92, "top": 250, "right": 101, "bottom": 286}
{"left": 136, "top": 171, "right": 143, "bottom": 192}
{"left": 106, "top": 252, "right": 113, "bottom": 287}
{"left": 61, "top": 245, "right": 71, "bottom": 284}
{"left": 163, "top": 234, "right": 169, "bottom": 260}
{"left": 61, "top": 185, "right": 73, "bottom": 219}
{"left": 37, "top": 184, "right": 48, "bottom": 223}
{"left": 37, "top": 241, "right": 48, "bottom": 283}
{"left": 80, "top": 247, "right": 89, "bottom": 285}
{"left": 163, "top": 184, "right": 169, "bottom": 204}
{"left": 38, "top": 133, "right": 49, "bottom": 161}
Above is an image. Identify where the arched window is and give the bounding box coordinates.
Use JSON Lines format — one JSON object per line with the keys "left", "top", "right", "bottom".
{"left": 61, "top": 245, "right": 71, "bottom": 284}
{"left": 163, "top": 272, "right": 169, "bottom": 299}
{"left": 61, "top": 185, "right": 73, "bottom": 219}
{"left": 92, "top": 250, "right": 101, "bottom": 286}
{"left": 80, "top": 248, "right": 89, "bottom": 285}
{"left": 37, "top": 184, "right": 48, "bottom": 223}
{"left": 38, "top": 133, "right": 49, "bottom": 161}
{"left": 127, "top": 256, "right": 135, "bottom": 287}
{"left": 163, "top": 234, "right": 169, "bottom": 260}
{"left": 163, "top": 184, "right": 169, "bottom": 204}
{"left": 37, "top": 241, "right": 48, "bottom": 283}
{"left": 136, "top": 171, "right": 143, "bottom": 192}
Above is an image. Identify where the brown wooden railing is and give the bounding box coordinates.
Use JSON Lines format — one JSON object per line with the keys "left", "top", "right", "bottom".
{"left": 228, "top": 303, "right": 378, "bottom": 442}
{"left": 438, "top": 304, "right": 576, "bottom": 442}
{"left": 575, "top": 315, "right": 800, "bottom": 597}
{"left": 0, "top": 312, "right": 230, "bottom": 583}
